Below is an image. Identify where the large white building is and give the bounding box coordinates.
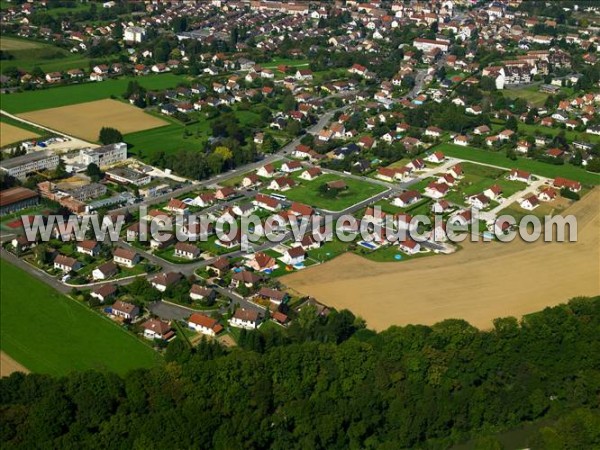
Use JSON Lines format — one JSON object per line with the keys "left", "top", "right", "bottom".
{"left": 413, "top": 38, "right": 450, "bottom": 52}
{"left": 79, "top": 142, "right": 127, "bottom": 168}
{"left": 0, "top": 151, "right": 60, "bottom": 180}
{"left": 124, "top": 26, "right": 145, "bottom": 43}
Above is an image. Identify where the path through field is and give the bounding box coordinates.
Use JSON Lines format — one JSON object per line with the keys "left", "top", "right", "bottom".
{"left": 283, "top": 188, "right": 600, "bottom": 330}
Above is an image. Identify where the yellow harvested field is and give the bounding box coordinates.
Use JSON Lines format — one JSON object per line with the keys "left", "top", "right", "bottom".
{"left": 0, "top": 122, "right": 40, "bottom": 147}
{"left": 18, "top": 99, "right": 168, "bottom": 142}
{"left": 284, "top": 188, "right": 600, "bottom": 331}
{"left": 1, "top": 351, "right": 29, "bottom": 377}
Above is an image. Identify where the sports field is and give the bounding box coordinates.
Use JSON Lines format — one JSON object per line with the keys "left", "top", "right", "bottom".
{"left": 0, "top": 121, "right": 39, "bottom": 147}
{"left": 0, "top": 73, "right": 189, "bottom": 113}
{"left": 0, "top": 259, "right": 160, "bottom": 376}
{"left": 283, "top": 187, "right": 600, "bottom": 330}
{"left": 18, "top": 99, "right": 169, "bottom": 142}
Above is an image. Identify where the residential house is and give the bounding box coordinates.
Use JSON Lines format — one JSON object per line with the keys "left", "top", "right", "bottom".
{"left": 90, "top": 284, "right": 117, "bottom": 303}
{"left": 92, "top": 261, "right": 118, "bottom": 281}
{"left": 76, "top": 240, "right": 100, "bottom": 257}
{"left": 151, "top": 272, "right": 183, "bottom": 292}
{"left": 111, "top": 300, "right": 139, "bottom": 320}
{"left": 281, "top": 246, "right": 306, "bottom": 265}
{"left": 188, "top": 313, "right": 223, "bottom": 336}
{"left": 142, "top": 319, "right": 175, "bottom": 341}
{"left": 53, "top": 254, "right": 82, "bottom": 273}
{"left": 392, "top": 190, "right": 421, "bottom": 207}
{"left": 113, "top": 248, "right": 139, "bottom": 268}
{"left": 229, "top": 308, "right": 263, "bottom": 330}
{"left": 189, "top": 285, "right": 216, "bottom": 302}
{"left": 553, "top": 177, "right": 581, "bottom": 192}
{"left": 174, "top": 242, "right": 201, "bottom": 260}
{"left": 257, "top": 287, "right": 288, "bottom": 306}
{"left": 520, "top": 195, "right": 540, "bottom": 210}
{"left": 247, "top": 252, "right": 277, "bottom": 272}
{"left": 300, "top": 167, "right": 322, "bottom": 181}
{"left": 508, "top": 169, "right": 532, "bottom": 183}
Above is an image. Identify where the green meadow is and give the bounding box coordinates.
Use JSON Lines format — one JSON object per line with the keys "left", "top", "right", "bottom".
{"left": 0, "top": 260, "right": 160, "bottom": 376}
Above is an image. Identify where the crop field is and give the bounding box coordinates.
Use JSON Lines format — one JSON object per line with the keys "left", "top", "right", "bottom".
{"left": 0, "top": 121, "right": 39, "bottom": 147}
{"left": 18, "top": 99, "right": 169, "bottom": 142}
{"left": 266, "top": 174, "right": 388, "bottom": 211}
{"left": 437, "top": 143, "right": 600, "bottom": 185}
{"left": 0, "top": 73, "right": 189, "bottom": 113}
{"left": 0, "top": 260, "right": 160, "bottom": 376}
{"left": 0, "top": 36, "right": 93, "bottom": 73}
{"left": 283, "top": 187, "right": 600, "bottom": 330}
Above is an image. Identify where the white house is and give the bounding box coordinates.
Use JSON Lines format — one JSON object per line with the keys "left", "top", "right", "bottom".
{"left": 188, "top": 313, "right": 223, "bottom": 336}
{"left": 281, "top": 246, "right": 306, "bottom": 265}
{"left": 229, "top": 309, "right": 262, "bottom": 330}
{"left": 520, "top": 195, "right": 539, "bottom": 210}
{"left": 92, "top": 261, "right": 118, "bottom": 281}
{"left": 398, "top": 239, "right": 420, "bottom": 255}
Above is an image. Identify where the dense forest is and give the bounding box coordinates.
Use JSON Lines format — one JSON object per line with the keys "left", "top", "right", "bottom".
{"left": 1, "top": 297, "right": 599, "bottom": 449}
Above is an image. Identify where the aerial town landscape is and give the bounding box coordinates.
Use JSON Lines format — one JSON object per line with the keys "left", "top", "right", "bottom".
{"left": 0, "top": 0, "right": 599, "bottom": 448}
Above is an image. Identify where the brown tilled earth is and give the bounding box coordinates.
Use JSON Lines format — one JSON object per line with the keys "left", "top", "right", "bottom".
{"left": 283, "top": 188, "right": 600, "bottom": 330}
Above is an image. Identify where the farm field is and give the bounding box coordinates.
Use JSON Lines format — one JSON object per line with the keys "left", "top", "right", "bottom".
{"left": 0, "top": 73, "right": 189, "bottom": 113}
{"left": 0, "top": 36, "right": 93, "bottom": 74}
{"left": 0, "top": 121, "right": 39, "bottom": 147}
{"left": 266, "top": 174, "right": 387, "bottom": 211}
{"left": 437, "top": 143, "right": 600, "bottom": 185}
{"left": 0, "top": 260, "right": 161, "bottom": 376}
{"left": 283, "top": 187, "right": 600, "bottom": 331}
{"left": 18, "top": 99, "right": 169, "bottom": 142}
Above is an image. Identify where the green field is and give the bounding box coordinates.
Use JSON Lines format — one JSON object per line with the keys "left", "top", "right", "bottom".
{"left": 503, "top": 86, "right": 550, "bottom": 107}
{"left": 436, "top": 143, "right": 600, "bottom": 185}
{"left": 0, "top": 36, "right": 94, "bottom": 74}
{"left": 516, "top": 122, "right": 600, "bottom": 145}
{"left": 266, "top": 174, "right": 387, "bottom": 211}
{"left": 0, "top": 73, "right": 190, "bottom": 113}
{"left": 0, "top": 260, "right": 160, "bottom": 376}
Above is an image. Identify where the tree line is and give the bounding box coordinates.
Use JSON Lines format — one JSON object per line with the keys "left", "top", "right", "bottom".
{"left": 1, "top": 297, "right": 599, "bottom": 449}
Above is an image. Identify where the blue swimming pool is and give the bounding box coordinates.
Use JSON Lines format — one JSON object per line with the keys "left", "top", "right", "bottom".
{"left": 358, "top": 241, "right": 378, "bottom": 250}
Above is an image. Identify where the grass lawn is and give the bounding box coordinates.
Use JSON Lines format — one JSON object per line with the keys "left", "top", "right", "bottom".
{"left": 503, "top": 86, "right": 550, "bottom": 107}
{"left": 436, "top": 143, "right": 600, "bottom": 185}
{"left": 516, "top": 122, "right": 600, "bottom": 145}
{"left": 0, "top": 260, "right": 160, "bottom": 376}
{"left": 308, "top": 238, "right": 352, "bottom": 263}
{"left": 355, "top": 245, "right": 433, "bottom": 263}
{"left": 1, "top": 73, "right": 190, "bottom": 113}
{"left": 262, "top": 57, "right": 309, "bottom": 69}
{"left": 266, "top": 174, "right": 387, "bottom": 211}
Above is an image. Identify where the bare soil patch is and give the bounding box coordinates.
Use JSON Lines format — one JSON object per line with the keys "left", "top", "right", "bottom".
{"left": 283, "top": 188, "right": 600, "bottom": 330}
{"left": 0, "top": 122, "right": 39, "bottom": 147}
{"left": 1, "top": 351, "right": 29, "bottom": 377}
{"left": 18, "top": 99, "right": 168, "bottom": 142}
